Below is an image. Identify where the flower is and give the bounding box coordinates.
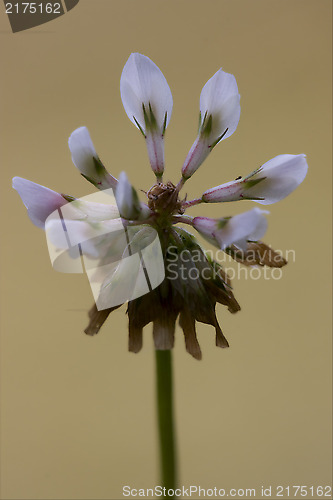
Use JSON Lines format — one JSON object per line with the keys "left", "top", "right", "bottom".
{"left": 68, "top": 127, "right": 118, "bottom": 190}
{"left": 120, "top": 53, "right": 173, "bottom": 179}
{"left": 201, "top": 154, "right": 308, "bottom": 204}
{"left": 192, "top": 207, "right": 268, "bottom": 251}
{"left": 115, "top": 171, "right": 152, "bottom": 220}
{"left": 13, "top": 53, "right": 308, "bottom": 359}
{"left": 182, "top": 68, "right": 240, "bottom": 180}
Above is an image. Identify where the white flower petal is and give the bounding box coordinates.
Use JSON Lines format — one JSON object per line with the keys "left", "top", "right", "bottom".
{"left": 246, "top": 154, "right": 308, "bottom": 205}
{"left": 216, "top": 208, "right": 268, "bottom": 250}
{"left": 138, "top": 203, "right": 153, "bottom": 221}
{"left": 68, "top": 127, "right": 118, "bottom": 189}
{"left": 182, "top": 68, "right": 240, "bottom": 179}
{"left": 193, "top": 209, "right": 268, "bottom": 251}
{"left": 68, "top": 126, "right": 97, "bottom": 175}
{"left": 200, "top": 69, "right": 241, "bottom": 142}
{"left": 120, "top": 53, "right": 173, "bottom": 132}
{"left": 12, "top": 177, "right": 67, "bottom": 229}
{"left": 116, "top": 172, "right": 132, "bottom": 218}
{"left": 247, "top": 209, "right": 269, "bottom": 241}
{"left": 115, "top": 171, "right": 142, "bottom": 220}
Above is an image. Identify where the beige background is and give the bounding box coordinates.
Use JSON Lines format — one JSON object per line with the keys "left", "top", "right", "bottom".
{"left": 1, "top": 1, "right": 332, "bottom": 499}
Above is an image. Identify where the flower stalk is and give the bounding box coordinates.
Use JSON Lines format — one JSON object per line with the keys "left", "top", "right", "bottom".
{"left": 181, "top": 198, "right": 203, "bottom": 210}
{"left": 155, "top": 349, "right": 177, "bottom": 496}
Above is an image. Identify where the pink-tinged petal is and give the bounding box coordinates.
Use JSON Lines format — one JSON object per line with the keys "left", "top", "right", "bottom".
{"left": 145, "top": 130, "right": 165, "bottom": 177}
{"left": 181, "top": 135, "right": 210, "bottom": 180}
{"left": 192, "top": 217, "right": 217, "bottom": 239}
{"left": 181, "top": 68, "right": 240, "bottom": 180}
{"left": 192, "top": 216, "right": 222, "bottom": 249}
{"left": 12, "top": 177, "right": 68, "bottom": 229}
{"left": 68, "top": 127, "right": 118, "bottom": 190}
{"left": 202, "top": 154, "right": 308, "bottom": 205}
{"left": 202, "top": 179, "right": 244, "bottom": 203}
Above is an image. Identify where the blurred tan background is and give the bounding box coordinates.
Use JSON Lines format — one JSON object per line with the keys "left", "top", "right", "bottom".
{"left": 1, "top": 1, "right": 332, "bottom": 499}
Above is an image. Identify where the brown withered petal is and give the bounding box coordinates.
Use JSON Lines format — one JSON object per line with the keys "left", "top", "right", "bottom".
{"left": 153, "top": 318, "right": 175, "bottom": 350}
{"left": 228, "top": 241, "right": 287, "bottom": 268}
{"left": 83, "top": 236, "right": 240, "bottom": 359}
{"left": 215, "top": 325, "right": 229, "bottom": 348}
{"left": 190, "top": 294, "right": 229, "bottom": 349}
{"left": 203, "top": 276, "right": 241, "bottom": 314}
{"left": 179, "top": 308, "right": 202, "bottom": 360}
{"left": 193, "top": 252, "right": 240, "bottom": 313}
{"left": 217, "top": 266, "right": 232, "bottom": 287}
{"left": 85, "top": 304, "right": 121, "bottom": 336}
{"left": 127, "top": 283, "right": 182, "bottom": 353}
{"left": 183, "top": 243, "right": 240, "bottom": 314}
{"left": 128, "top": 323, "right": 143, "bottom": 353}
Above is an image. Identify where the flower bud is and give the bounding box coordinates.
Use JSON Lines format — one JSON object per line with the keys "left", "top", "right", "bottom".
{"left": 120, "top": 53, "right": 173, "bottom": 177}
{"left": 202, "top": 154, "right": 308, "bottom": 204}
{"left": 115, "top": 172, "right": 142, "bottom": 220}
{"left": 68, "top": 127, "right": 118, "bottom": 190}
{"left": 182, "top": 68, "right": 240, "bottom": 179}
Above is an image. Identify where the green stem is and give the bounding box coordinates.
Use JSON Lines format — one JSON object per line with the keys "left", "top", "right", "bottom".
{"left": 155, "top": 350, "right": 177, "bottom": 496}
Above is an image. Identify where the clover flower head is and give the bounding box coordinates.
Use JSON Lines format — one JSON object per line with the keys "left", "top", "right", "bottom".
{"left": 13, "top": 53, "right": 308, "bottom": 359}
